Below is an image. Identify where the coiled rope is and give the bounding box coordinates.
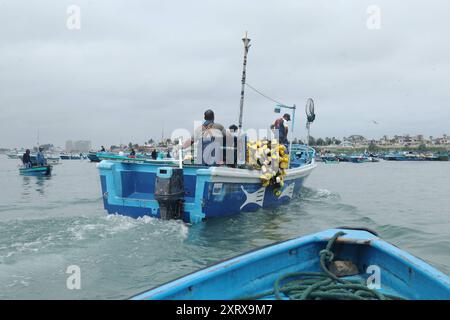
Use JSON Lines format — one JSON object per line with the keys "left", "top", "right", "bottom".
{"left": 240, "top": 232, "right": 404, "bottom": 300}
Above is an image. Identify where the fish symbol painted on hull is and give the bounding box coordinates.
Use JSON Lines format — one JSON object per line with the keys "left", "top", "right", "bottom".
{"left": 279, "top": 182, "right": 295, "bottom": 199}
{"left": 240, "top": 186, "right": 266, "bottom": 210}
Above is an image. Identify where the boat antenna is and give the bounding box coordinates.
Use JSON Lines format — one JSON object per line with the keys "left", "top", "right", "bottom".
{"left": 238, "top": 32, "right": 251, "bottom": 130}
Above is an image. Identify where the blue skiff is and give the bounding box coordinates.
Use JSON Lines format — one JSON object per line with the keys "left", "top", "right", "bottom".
{"left": 97, "top": 145, "right": 316, "bottom": 223}
{"left": 19, "top": 165, "right": 52, "bottom": 176}
{"left": 131, "top": 228, "right": 450, "bottom": 300}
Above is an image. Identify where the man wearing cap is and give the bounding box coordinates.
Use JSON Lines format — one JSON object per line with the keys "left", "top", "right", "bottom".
{"left": 272, "top": 113, "right": 291, "bottom": 145}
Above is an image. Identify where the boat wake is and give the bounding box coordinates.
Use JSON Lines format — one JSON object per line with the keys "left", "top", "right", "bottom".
{"left": 301, "top": 187, "right": 340, "bottom": 200}
{"left": 0, "top": 214, "right": 189, "bottom": 264}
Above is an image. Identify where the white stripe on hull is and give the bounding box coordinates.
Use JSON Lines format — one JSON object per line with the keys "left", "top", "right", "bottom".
{"left": 199, "top": 161, "right": 316, "bottom": 184}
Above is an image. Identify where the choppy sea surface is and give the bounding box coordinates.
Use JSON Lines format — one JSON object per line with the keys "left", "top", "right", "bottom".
{"left": 0, "top": 156, "right": 448, "bottom": 299}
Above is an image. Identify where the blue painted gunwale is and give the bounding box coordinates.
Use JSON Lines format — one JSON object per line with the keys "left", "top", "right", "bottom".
{"left": 130, "top": 228, "right": 450, "bottom": 300}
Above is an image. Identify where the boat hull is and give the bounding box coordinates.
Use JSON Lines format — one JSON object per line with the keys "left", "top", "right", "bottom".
{"left": 19, "top": 165, "right": 52, "bottom": 176}
{"left": 131, "top": 228, "right": 450, "bottom": 300}
{"left": 87, "top": 152, "right": 101, "bottom": 162}
{"left": 98, "top": 161, "right": 316, "bottom": 223}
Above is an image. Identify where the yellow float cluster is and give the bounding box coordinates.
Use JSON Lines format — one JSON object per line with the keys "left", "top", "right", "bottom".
{"left": 247, "top": 140, "right": 290, "bottom": 193}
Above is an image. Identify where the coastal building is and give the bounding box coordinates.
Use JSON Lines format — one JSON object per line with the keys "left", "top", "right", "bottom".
{"left": 65, "top": 140, "right": 92, "bottom": 153}
{"left": 340, "top": 141, "right": 354, "bottom": 148}
{"left": 320, "top": 133, "right": 449, "bottom": 149}
{"left": 433, "top": 135, "right": 449, "bottom": 145}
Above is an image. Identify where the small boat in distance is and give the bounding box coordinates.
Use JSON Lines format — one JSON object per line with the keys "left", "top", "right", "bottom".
{"left": 60, "top": 153, "right": 84, "bottom": 160}
{"left": 6, "top": 152, "right": 20, "bottom": 159}
{"left": 321, "top": 153, "right": 339, "bottom": 164}
{"left": 87, "top": 151, "right": 101, "bottom": 162}
{"left": 337, "top": 154, "right": 369, "bottom": 163}
{"left": 131, "top": 228, "right": 450, "bottom": 300}
{"left": 19, "top": 165, "right": 52, "bottom": 176}
{"left": 383, "top": 151, "right": 449, "bottom": 161}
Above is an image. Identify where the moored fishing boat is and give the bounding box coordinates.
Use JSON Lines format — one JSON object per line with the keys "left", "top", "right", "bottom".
{"left": 338, "top": 154, "right": 370, "bottom": 163}
{"left": 46, "top": 155, "right": 61, "bottom": 165}
{"left": 436, "top": 152, "right": 449, "bottom": 161}
{"left": 321, "top": 153, "right": 339, "bottom": 164}
{"left": 384, "top": 151, "right": 448, "bottom": 161}
{"left": 6, "top": 152, "right": 20, "bottom": 159}
{"left": 60, "top": 153, "right": 84, "bottom": 160}
{"left": 19, "top": 165, "right": 52, "bottom": 176}
{"left": 131, "top": 228, "right": 450, "bottom": 300}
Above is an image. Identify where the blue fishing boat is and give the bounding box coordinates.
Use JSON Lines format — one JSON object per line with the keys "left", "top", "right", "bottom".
{"left": 337, "top": 154, "right": 361, "bottom": 163}
{"left": 131, "top": 228, "right": 450, "bottom": 300}
{"left": 19, "top": 165, "right": 52, "bottom": 176}
{"left": 321, "top": 153, "right": 339, "bottom": 164}
{"left": 98, "top": 145, "right": 316, "bottom": 223}
{"left": 350, "top": 155, "right": 370, "bottom": 163}
{"left": 384, "top": 151, "right": 447, "bottom": 161}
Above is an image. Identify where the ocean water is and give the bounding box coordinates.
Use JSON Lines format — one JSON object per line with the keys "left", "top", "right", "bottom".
{"left": 0, "top": 156, "right": 449, "bottom": 299}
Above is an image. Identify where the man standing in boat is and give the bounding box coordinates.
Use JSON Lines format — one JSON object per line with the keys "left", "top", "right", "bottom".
{"left": 272, "top": 113, "right": 291, "bottom": 147}
{"left": 22, "top": 149, "right": 32, "bottom": 168}
{"left": 184, "top": 109, "right": 226, "bottom": 165}
{"left": 36, "top": 147, "right": 46, "bottom": 166}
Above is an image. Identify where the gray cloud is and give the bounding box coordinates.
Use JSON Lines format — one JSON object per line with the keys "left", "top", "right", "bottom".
{"left": 0, "top": 0, "right": 449, "bottom": 148}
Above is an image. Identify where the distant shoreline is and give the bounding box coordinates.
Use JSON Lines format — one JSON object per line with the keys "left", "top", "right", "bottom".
{"left": 313, "top": 145, "right": 449, "bottom": 153}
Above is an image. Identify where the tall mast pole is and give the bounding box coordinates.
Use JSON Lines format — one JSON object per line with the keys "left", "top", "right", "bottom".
{"left": 238, "top": 32, "right": 251, "bottom": 130}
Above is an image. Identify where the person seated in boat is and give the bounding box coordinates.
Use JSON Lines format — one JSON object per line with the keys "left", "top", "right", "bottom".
{"left": 183, "top": 109, "right": 226, "bottom": 166}
{"left": 271, "top": 113, "right": 290, "bottom": 150}
{"left": 100, "top": 146, "right": 106, "bottom": 152}
{"left": 36, "top": 147, "right": 46, "bottom": 166}
{"left": 22, "top": 149, "right": 32, "bottom": 168}
{"left": 129, "top": 148, "right": 136, "bottom": 158}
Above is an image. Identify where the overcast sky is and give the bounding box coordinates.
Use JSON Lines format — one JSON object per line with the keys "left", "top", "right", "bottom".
{"left": 1, "top": 0, "right": 449, "bottom": 149}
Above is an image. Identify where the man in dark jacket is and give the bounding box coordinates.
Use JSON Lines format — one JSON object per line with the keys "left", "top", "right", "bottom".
{"left": 22, "top": 149, "right": 32, "bottom": 167}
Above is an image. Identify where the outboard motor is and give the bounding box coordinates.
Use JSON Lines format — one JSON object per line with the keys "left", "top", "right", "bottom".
{"left": 154, "top": 167, "right": 184, "bottom": 220}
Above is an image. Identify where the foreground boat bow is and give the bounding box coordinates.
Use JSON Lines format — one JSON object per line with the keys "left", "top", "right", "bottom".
{"left": 131, "top": 228, "right": 450, "bottom": 300}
